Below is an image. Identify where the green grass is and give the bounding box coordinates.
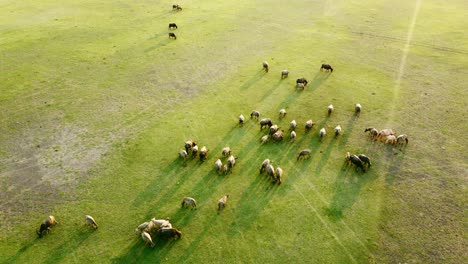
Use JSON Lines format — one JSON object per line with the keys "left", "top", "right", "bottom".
{"left": 0, "top": 0, "right": 466, "bottom": 263}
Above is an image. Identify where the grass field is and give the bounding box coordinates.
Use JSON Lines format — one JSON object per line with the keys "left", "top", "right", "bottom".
{"left": 0, "top": 0, "right": 466, "bottom": 263}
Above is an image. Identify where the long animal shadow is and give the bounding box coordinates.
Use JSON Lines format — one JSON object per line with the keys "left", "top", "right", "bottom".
{"left": 315, "top": 137, "right": 338, "bottom": 174}
{"left": 325, "top": 163, "right": 378, "bottom": 221}
{"left": 111, "top": 235, "right": 176, "bottom": 263}
{"left": 132, "top": 158, "right": 195, "bottom": 218}
{"left": 4, "top": 236, "right": 38, "bottom": 263}
{"left": 176, "top": 214, "right": 218, "bottom": 263}
{"left": 40, "top": 229, "right": 95, "bottom": 264}
{"left": 240, "top": 70, "right": 264, "bottom": 90}
{"left": 145, "top": 33, "right": 174, "bottom": 52}
{"left": 226, "top": 166, "right": 280, "bottom": 235}
{"left": 260, "top": 79, "right": 284, "bottom": 102}
{"left": 307, "top": 70, "right": 331, "bottom": 92}
{"left": 383, "top": 144, "right": 407, "bottom": 185}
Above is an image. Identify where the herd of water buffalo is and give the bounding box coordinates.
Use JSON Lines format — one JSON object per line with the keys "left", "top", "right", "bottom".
{"left": 34, "top": 3, "right": 409, "bottom": 250}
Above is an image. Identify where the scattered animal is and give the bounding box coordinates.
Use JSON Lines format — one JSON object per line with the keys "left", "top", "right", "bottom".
{"left": 377, "top": 129, "right": 395, "bottom": 141}
{"left": 191, "top": 145, "right": 199, "bottom": 158}
{"left": 266, "top": 164, "right": 275, "bottom": 181}
{"left": 262, "top": 61, "right": 269, "bottom": 72}
{"left": 185, "top": 140, "right": 197, "bottom": 153}
{"left": 169, "top": 23, "right": 178, "bottom": 29}
{"left": 345, "top": 152, "right": 352, "bottom": 166}
{"left": 347, "top": 154, "right": 366, "bottom": 172}
{"left": 269, "top": 125, "right": 279, "bottom": 135}
{"left": 260, "top": 159, "right": 270, "bottom": 174}
{"left": 334, "top": 125, "right": 342, "bottom": 137}
{"left": 169, "top": 32, "right": 177, "bottom": 39}
{"left": 305, "top": 120, "right": 314, "bottom": 132}
{"left": 279, "top": 109, "right": 287, "bottom": 119}
{"left": 385, "top": 135, "right": 397, "bottom": 145}
{"left": 250, "top": 110, "right": 260, "bottom": 119}
{"left": 295, "top": 82, "right": 305, "bottom": 90}
{"left": 396, "top": 134, "right": 409, "bottom": 145}
{"left": 290, "top": 130, "right": 296, "bottom": 142}
{"left": 227, "top": 155, "right": 236, "bottom": 173}
{"left": 281, "top": 69, "right": 289, "bottom": 79}
{"left": 141, "top": 231, "right": 155, "bottom": 247}
{"left": 172, "top": 4, "right": 182, "bottom": 11}
{"left": 260, "top": 118, "right": 273, "bottom": 130}
{"left": 222, "top": 147, "right": 231, "bottom": 157}
{"left": 215, "top": 159, "right": 223, "bottom": 174}
{"left": 156, "top": 228, "right": 182, "bottom": 240}
{"left": 364, "top": 128, "right": 378, "bottom": 139}
{"left": 181, "top": 197, "right": 197, "bottom": 209}
{"left": 239, "top": 114, "right": 245, "bottom": 126}
{"left": 297, "top": 149, "right": 311, "bottom": 160}
{"left": 289, "top": 120, "right": 297, "bottom": 131}
{"left": 319, "top": 128, "right": 326, "bottom": 141}
{"left": 84, "top": 215, "right": 98, "bottom": 229}
{"left": 37, "top": 215, "right": 58, "bottom": 238}
{"left": 179, "top": 149, "right": 188, "bottom": 160}
{"left": 327, "top": 104, "right": 334, "bottom": 116}
{"left": 260, "top": 135, "right": 269, "bottom": 144}
{"left": 355, "top": 103, "right": 361, "bottom": 114}
{"left": 320, "top": 64, "right": 333, "bottom": 72}
{"left": 296, "top": 78, "right": 308, "bottom": 86}
{"left": 272, "top": 130, "right": 284, "bottom": 141}
{"left": 199, "top": 146, "right": 208, "bottom": 161}
{"left": 275, "top": 167, "right": 283, "bottom": 184}
{"left": 358, "top": 154, "right": 372, "bottom": 169}
{"left": 135, "top": 222, "right": 151, "bottom": 234}
{"left": 151, "top": 218, "right": 172, "bottom": 229}
{"left": 217, "top": 194, "right": 229, "bottom": 213}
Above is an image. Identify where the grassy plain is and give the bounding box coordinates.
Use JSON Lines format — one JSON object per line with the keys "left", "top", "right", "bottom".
{"left": 0, "top": 0, "right": 466, "bottom": 263}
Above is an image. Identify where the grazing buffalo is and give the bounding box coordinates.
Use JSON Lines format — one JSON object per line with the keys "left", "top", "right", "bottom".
{"left": 260, "top": 159, "right": 270, "bottom": 174}
{"left": 349, "top": 154, "right": 365, "bottom": 172}
{"left": 297, "top": 149, "right": 311, "bottom": 160}
{"left": 397, "top": 134, "right": 409, "bottom": 145}
{"left": 358, "top": 154, "right": 372, "bottom": 169}
{"left": 37, "top": 216, "right": 58, "bottom": 238}
{"left": 320, "top": 64, "right": 333, "bottom": 72}
{"left": 271, "top": 130, "right": 284, "bottom": 141}
{"left": 169, "top": 23, "right": 178, "bottom": 29}
{"left": 169, "top": 33, "right": 177, "bottom": 39}
{"left": 281, "top": 70, "right": 289, "bottom": 79}
{"left": 250, "top": 110, "right": 260, "bottom": 119}
{"left": 181, "top": 197, "right": 197, "bottom": 209}
{"left": 262, "top": 61, "right": 269, "bottom": 72}
{"left": 218, "top": 194, "right": 229, "bottom": 213}
{"left": 296, "top": 78, "right": 308, "bottom": 86}
{"left": 259, "top": 118, "right": 273, "bottom": 130}
{"left": 172, "top": 5, "right": 182, "bottom": 11}
{"left": 364, "top": 127, "right": 378, "bottom": 139}
{"left": 156, "top": 228, "right": 182, "bottom": 240}
{"left": 185, "top": 140, "right": 197, "bottom": 153}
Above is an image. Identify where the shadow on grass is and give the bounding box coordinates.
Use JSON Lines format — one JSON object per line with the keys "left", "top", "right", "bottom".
{"left": 240, "top": 70, "right": 264, "bottom": 90}
{"left": 111, "top": 234, "right": 177, "bottom": 263}
{"left": 325, "top": 162, "right": 379, "bottom": 221}
{"left": 383, "top": 144, "right": 407, "bottom": 185}
{"left": 145, "top": 33, "right": 174, "bottom": 53}
{"left": 131, "top": 157, "right": 196, "bottom": 219}
{"left": 4, "top": 237, "right": 38, "bottom": 264}
{"left": 307, "top": 71, "right": 331, "bottom": 92}
{"left": 41, "top": 228, "right": 95, "bottom": 264}
{"left": 259, "top": 79, "right": 284, "bottom": 102}
{"left": 227, "top": 166, "right": 281, "bottom": 236}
